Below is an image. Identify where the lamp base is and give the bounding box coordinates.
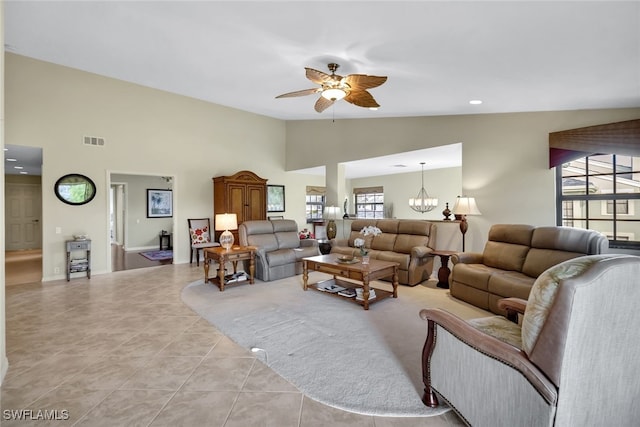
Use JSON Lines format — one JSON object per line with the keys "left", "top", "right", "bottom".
{"left": 326, "top": 220, "right": 337, "bottom": 240}
{"left": 220, "top": 229, "right": 234, "bottom": 250}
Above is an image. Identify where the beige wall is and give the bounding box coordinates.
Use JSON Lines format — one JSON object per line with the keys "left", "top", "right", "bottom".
{"left": 1, "top": 2, "right": 8, "bottom": 385}
{"left": 286, "top": 109, "right": 640, "bottom": 252}
{"left": 5, "top": 53, "right": 328, "bottom": 280}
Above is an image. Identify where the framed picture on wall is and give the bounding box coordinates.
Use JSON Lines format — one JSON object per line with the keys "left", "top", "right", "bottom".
{"left": 147, "top": 189, "right": 173, "bottom": 218}
{"left": 267, "top": 185, "right": 285, "bottom": 212}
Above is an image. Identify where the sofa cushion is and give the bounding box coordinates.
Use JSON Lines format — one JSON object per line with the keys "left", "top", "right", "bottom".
{"left": 393, "top": 234, "right": 430, "bottom": 254}
{"left": 376, "top": 251, "right": 410, "bottom": 270}
{"left": 450, "top": 263, "right": 495, "bottom": 291}
{"left": 487, "top": 270, "right": 536, "bottom": 300}
{"left": 488, "top": 224, "right": 535, "bottom": 246}
{"left": 522, "top": 248, "right": 585, "bottom": 278}
{"left": 375, "top": 219, "right": 400, "bottom": 233}
{"left": 397, "top": 220, "right": 432, "bottom": 236}
{"left": 241, "top": 220, "right": 275, "bottom": 235}
{"left": 530, "top": 226, "right": 607, "bottom": 254}
{"left": 246, "top": 233, "right": 279, "bottom": 252}
{"left": 272, "top": 219, "right": 298, "bottom": 233}
{"left": 275, "top": 231, "right": 300, "bottom": 249}
{"left": 483, "top": 241, "right": 530, "bottom": 272}
{"left": 371, "top": 233, "right": 396, "bottom": 251}
{"left": 266, "top": 248, "right": 297, "bottom": 267}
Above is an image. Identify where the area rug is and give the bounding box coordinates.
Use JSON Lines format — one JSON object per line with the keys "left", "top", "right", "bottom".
{"left": 181, "top": 272, "right": 489, "bottom": 417}
{"left": 139, "top": 250, "right": 173, "bottom": 261}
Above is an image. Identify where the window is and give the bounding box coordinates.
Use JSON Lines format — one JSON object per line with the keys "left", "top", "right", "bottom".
{"left": 557, "top": 154, "right": 640, "bottom": 249}
{"left": 306, "top": 186, "right": 325, "bottom": 222}
{"left": 354, "top": 186, "right": 384, "bottom": 219}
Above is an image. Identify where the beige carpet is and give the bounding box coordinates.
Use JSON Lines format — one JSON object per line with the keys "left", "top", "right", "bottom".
{"left": 181, "top": 271, "right": 491, "bottom": 417}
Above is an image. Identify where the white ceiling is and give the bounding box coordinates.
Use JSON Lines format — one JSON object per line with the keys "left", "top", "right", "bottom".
{"left": 4, "top": 1, "right": 639, "bottom": 177}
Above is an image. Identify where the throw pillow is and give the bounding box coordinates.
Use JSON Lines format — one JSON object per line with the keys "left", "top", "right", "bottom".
{"left": 190, "top": 227, "right": 210, "bottom": 244}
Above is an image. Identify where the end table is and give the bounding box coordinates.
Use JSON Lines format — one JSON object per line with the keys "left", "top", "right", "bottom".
{"left": 432, "top": 250, "right": 457, "bottom": 289}
{"left": 203, "top": 246, "right": 256, "bottom": 291}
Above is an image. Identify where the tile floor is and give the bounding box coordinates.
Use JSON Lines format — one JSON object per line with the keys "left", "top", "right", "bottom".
{"left": 1, "top": 263, "right": 465, "bottom": 426}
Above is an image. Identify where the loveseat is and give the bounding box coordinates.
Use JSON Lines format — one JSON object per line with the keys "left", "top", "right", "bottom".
{"left": 238, "top": 219, "right": 320, "bottom": 281}
{"left": 450, "top": 224, "right": 608, "bottom": 314}
{"left": 330, "top": 219, "right": 437, "bottom": 286}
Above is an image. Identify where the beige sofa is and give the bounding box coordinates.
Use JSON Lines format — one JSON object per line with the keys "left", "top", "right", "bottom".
{"left": 330, "top": 219, "right": 437, "bottom": 286}
{"left": 238, "top": 219, "right": 320, "bottom": 281}
{"left": 450, "top": 224, "right": 609, "bottom": 314}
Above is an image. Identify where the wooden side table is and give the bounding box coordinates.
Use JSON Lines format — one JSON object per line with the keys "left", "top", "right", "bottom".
{"left": 432, "top": 250, "right": 458, "bottom": 289}
{"left": 159, "top": 232, "right": 172, "bottom": 250}
{"left": 203, "top": 246, "right": 256, "bottom": 291}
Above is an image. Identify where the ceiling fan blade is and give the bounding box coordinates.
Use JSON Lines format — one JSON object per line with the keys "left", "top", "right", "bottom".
{"left": 344, "top": 90, "right": 380, "bottom": 108}
{"left": 275, "top": 88, "right": 320, "bottom": 99}
{"left": 314, "top": 96, "right": 334, "bottom": 113}
{"left": 344, "top": 74, "right": 387, "bottom": 90}
{"left": 305, "top": 67, "right": 335, "bottom": 85}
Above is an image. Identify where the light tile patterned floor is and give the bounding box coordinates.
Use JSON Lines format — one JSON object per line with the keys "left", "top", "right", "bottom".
{"left": 1, "top": 264, "right": 465, "bottom": 426}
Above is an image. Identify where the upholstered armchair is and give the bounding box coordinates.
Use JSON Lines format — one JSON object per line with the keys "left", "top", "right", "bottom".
{"left": 420, "top": 254, "right": 640, "bottom": 427}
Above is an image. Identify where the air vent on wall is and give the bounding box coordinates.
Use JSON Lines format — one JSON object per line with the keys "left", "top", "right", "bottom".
{"left": 83, "top": 136, "right": 105, "bottom": 147}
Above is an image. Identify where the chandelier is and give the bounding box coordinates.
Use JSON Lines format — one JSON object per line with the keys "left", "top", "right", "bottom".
{"left": 409, "top": 162, "right": 438, "bottom": 213}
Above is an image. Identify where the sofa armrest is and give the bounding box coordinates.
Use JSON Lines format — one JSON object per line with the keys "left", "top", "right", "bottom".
{"left": 419, "top": 308, "right": 557, "bottom": 406}
{"left": 300, "top": 239, "right": 319, "bottom": 248}
{"left": 451, "top": 252, "right": 484, "bottom": 265}
{"left": 411, "top": 246, "right": 434, "bottom": 259}
{"left": 498, "top": 297, "right": 528, "bottom": 323}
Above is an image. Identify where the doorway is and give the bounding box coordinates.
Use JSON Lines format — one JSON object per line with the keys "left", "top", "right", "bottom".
{"left": 4, "top": 144, "right": 43, "bottom": 285}
{"left": 108, "top": 172, "right": 175, "bottom": 272}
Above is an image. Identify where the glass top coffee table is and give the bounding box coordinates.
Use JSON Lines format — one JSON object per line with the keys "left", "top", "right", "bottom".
{"left": 302, "top": 254, "right": 399, "bottom": 310}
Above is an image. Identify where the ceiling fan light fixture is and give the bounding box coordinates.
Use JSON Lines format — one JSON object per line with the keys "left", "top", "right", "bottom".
{"left": 322, "top": 88, "right": 347, "bottom": 101}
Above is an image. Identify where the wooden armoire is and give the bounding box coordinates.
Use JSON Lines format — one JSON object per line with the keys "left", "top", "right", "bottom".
{"left": 213, "top": 170, "right": 267, "bottom": 241}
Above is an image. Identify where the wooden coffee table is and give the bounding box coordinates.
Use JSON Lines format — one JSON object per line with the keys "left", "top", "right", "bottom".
{"left": 203, "top": 246, "right": 256, "bottom": 291}
{"left": 302, "top": 254, "right": 399, "bottom": 310}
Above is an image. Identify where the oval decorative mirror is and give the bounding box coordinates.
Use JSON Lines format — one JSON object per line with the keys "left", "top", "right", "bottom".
{"left": 54, "top": 174, "right": 97, "bottom": 205}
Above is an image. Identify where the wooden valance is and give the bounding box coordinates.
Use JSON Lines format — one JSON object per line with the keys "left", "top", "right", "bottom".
{"left": 306, "top": 186, "right": 326, "bottom": 196}
{"left": 353, "top": 186, "right": 384, "bottom": 194}
{"left": 548, "top": 118, "right": 640, "bottom": 168}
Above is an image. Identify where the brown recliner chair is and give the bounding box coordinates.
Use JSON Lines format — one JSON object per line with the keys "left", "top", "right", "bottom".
{"left": 420, "top": 254, "right": 640, "bottom": 427}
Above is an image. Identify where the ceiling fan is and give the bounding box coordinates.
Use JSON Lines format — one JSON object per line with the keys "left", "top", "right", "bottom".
{"left": 276, "top": 63, "right": 387, "bottom": 113}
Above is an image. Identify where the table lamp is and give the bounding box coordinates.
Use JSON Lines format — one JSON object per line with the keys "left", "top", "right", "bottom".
{"left": 215, "top": 213, "right": 238, "bottom": 250}
{"left": 324, "top": 206, "right": 340, "bottom": 240}
{"left": 452, "top": 196, "right": 482, "bottom": 252}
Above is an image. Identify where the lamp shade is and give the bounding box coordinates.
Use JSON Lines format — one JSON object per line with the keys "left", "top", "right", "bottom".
{"left": 452, "top": 197, "right": 482, "bottom": 216}
{"left": 323, "top": 206, "right": 341, "bottom": 220}
{"left": 215, "top": 213, "right": 238, "bottom": 231}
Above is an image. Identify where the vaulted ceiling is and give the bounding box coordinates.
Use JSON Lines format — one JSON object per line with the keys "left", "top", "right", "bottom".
{"left": 4, "top": 1, "right": 639, "bottom": 177}
{"left": 5, "top": 1, "right": 639, "bottom": 122}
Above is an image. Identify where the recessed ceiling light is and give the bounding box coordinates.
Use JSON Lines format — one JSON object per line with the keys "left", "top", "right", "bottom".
{"left": 19, "top": 171, "right": 28, "bottom": 175}
{"left": 14, "top": 166, "right": 23, "bottom": 169}
{"left": 469, "top": 100, "right": 483, "bottom": 105}
{"left": 7, "top": 158, "right": 17, "bottom": 162}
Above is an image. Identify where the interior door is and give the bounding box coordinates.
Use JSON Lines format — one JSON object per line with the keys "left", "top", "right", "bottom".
{"left": 5, "top": 183, "right": 43, "bottom": 250}
{"left": 247, "top": 184, "right": 266, "bottom": 221}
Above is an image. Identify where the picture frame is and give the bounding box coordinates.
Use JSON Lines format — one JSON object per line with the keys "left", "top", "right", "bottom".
{"left": 147, "top": 189, "right": 173, "bottom": 218}
{"left": 267, "top": 185, "right": 285, "bottom": 212}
